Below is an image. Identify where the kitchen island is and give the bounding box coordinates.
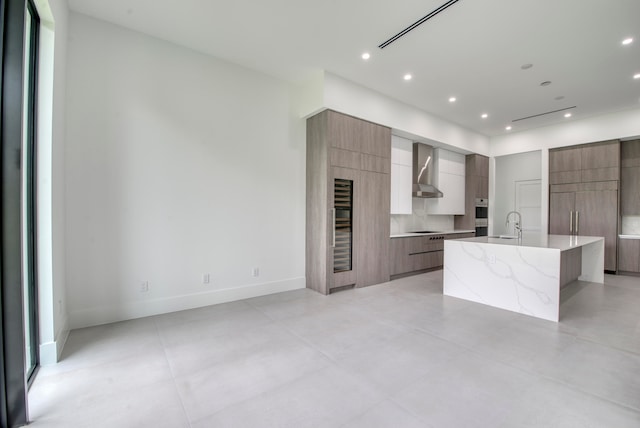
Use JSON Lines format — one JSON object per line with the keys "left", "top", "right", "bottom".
{"left": 443, "top": 234, "right": 604, "bottom": 322}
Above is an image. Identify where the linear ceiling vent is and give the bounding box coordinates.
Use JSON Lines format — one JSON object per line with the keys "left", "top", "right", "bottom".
{"left": 378, "top": 0, "right": 462, "bottom": 49}
{"left": 512, "top": 106, "right": 577, "bottom": 122}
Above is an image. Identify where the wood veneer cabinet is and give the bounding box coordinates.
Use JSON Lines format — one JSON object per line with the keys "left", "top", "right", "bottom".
{"left": 620, "top": 139, "right": 640, "bottom": 215}
{"left": 548, "top": 140, "right": 620, "bottom": 272}
{"left": 306, "top": 110, "right": 391, "bottom": 294}
{"left": 618, "top": 238, "right": 640, "bottom": 273}
{"left": 454, "top": 154, "right": 489, "bottom": 231}
{"left": 549, "top": 140, "right": 620, "bottom": 185}
{"left": 390, "top": 232, "right": 475, "bottom": 278}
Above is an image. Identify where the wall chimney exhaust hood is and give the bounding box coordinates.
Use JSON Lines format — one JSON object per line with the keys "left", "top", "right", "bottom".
{"left": 413, "top": 142, "right": 443, "bottom": 198}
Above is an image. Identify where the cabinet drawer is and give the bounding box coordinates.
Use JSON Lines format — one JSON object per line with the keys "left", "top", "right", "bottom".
{"left": 390, "top": 236, "right": 445, "bottom": 276}
{"left": 409, "top": 251, "right": 444, "bottom": 271}
{"left": 446, "top": 233, "right": 475, "bottom": 240}
{"left": 408, "top": 236, "right": 445, "bottom": 253}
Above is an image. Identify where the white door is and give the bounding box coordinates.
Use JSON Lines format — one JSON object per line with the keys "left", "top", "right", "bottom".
{"left": 515, "top": 179, "right": 542, "bottom": 232}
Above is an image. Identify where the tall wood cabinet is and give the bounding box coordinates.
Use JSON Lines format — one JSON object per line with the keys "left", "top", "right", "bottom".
{"left": 549, "top": 140, "right": 620, "bottom": 272}
{"left": 617, "top": 139, "right": 640, "bottom": 273}
{"left": 454, "top": 154, "right": 489, "bottom": 231}
{"left": 306, "top": 110, "right": 391, "bottom": 294}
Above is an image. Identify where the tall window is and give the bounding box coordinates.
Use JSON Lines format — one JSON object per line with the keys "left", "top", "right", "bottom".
{"left": 22, "top": 0, "right": 40, "bottom": 384}
{"left": 2, "top": 0, "right": 36, "bottom": 425}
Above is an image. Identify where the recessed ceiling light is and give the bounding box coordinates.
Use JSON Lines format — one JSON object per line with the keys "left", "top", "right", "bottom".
{"left": 564, "top": 113, "right": 572, "bottom": 118}
{"left": 622, "top": 37, "right": 633, "bottom": 45}
{"left": 361, "top": 52, "right": 370, "bottom": 60}
{"left": 521, "top": 63, "right": 533, "bottom": 70}
{"left": 634, "top": 73, "right": 640, "bottom": 79}
{"left": 404, "top": 74, "right": 412, "bottom": 81}
{"left": 449, "top": 97, "right": 456, "bottom": 103}
{"left": 505, "top": 126, "right": 512, "bottom": 131}
{"left": 481, "top": 113, "right": 488, "bottom": 119}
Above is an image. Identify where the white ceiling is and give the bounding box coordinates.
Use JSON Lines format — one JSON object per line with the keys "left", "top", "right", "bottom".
{"left": 67, "top": 0, "right": 640, "bottom": 137}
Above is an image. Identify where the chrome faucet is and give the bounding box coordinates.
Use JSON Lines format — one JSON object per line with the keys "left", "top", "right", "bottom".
{"left": 505, "top": 211, "right": 523, "bottom": 240}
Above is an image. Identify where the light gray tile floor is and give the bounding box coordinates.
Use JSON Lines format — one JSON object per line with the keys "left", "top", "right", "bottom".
{"left": 28, "top": 272, "right": 640, "bottom": 427}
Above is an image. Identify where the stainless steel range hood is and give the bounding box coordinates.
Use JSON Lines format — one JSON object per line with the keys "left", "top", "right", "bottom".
{"left": 412, "top": 143, "right": 443, "bottom": 198}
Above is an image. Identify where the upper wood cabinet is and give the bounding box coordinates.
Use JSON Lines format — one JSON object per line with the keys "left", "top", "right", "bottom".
{"left": 361, "top": 121, "right": 392, "bottom": 159}
{"left": 549, "top": 140, "right": 619, "bottom": 185}
{"left": 328, "top": 110, "right": 361, "bottom": 152}
{"left": 620, "top": 139, "right": 640, "bottom": 216}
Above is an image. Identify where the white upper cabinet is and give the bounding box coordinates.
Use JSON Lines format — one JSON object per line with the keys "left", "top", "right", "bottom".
{"left": 426, "top": 148, "right": 465, "bottom": 215}
{"left": 390, "top": 135, "right": 412, "bottom": 214}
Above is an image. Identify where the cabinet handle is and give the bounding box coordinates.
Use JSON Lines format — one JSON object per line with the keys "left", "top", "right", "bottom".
{"left": 331, "top": 208, "right": 336, "bottom": 248}
{"left": 569, "top": 211, "right": 573, "bottom": 233}
{"left": 575, "top": 211, "right": 579, "bottom": 235}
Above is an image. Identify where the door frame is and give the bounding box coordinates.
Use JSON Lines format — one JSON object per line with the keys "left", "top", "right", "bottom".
{"left": 1, "top": 0, "right": 30, "bottom": 426}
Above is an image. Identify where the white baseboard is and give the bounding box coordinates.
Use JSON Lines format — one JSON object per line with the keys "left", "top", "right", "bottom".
{"left": 68, "top": 277, "right": 305, "bottom": 330}
{"left": 39, "top": 315, "right": 70, "bottom": 365}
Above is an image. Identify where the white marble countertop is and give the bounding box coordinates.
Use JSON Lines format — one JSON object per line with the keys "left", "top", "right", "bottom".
{"left": 451, "top": 233, "right": 603, "bottom": 251}
{"left": 390, "top": 230, "right": 475, "bottom": 238}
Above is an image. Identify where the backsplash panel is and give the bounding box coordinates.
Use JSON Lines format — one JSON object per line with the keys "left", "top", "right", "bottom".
{"left": 391, "top": 198, "right": 454, "bottom": 234}
{"left": 622, "top": 216, "right": 640, "bottom": 235}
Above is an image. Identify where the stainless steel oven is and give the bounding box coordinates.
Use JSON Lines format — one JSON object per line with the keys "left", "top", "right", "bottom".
{"left": 475, "top": 198, "right": 488, "bottom": 236}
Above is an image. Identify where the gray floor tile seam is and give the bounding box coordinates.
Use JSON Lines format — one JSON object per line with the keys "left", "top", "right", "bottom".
{"left": 164, "top": 367, "right": 196, "bottom": 428}
{"left": 453, "top": 331, "right": 640, "bottom": 414}
{"left": 385, "top": 394, "right": 440, "bottom": 428}
{"left": 566, "top": 331, "right": 640, "bottom": 358}
{"left": 154, "top": 314, "right": 281, "bottom": 349}
{"left": 527, "top": 374, "right": 640, "bottom": 416}
{"left": 243, "top": 293, "right": 366, "bottom": 324}
{"left": 335, "top": 357, "right": 446, "bottom": 409}
{"left": 270, "top": 317, "right": 350, "bottom": 364}
{"left": 34, "top": 341, "right": 167, "bottom": 382}
{"left": 457, "top": 332, "right": 640, "bottom": 407}
{"left": 185, "top": 362, "right": 335, "bottom": 427}
{"left": 336, "top": 396, "right": 429, "bottom": 428}
{"left": 150, "top": 300, "right": 259, "bottom": 329}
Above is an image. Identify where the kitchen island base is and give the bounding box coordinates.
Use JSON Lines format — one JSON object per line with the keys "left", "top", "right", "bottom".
{"left": 443, "top": 235, "right": 604, "bottom": 322}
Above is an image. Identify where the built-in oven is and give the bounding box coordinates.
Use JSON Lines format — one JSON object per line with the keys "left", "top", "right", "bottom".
{"left": 475, "top": 198, "right": 488, "bottom": 236}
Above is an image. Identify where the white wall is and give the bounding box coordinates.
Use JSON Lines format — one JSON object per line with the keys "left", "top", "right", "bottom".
{"left": 493, "top": 151, "right": 542, "bottom": 236}
{"left": 489, "top": 107, "right": 640, "bottom": 236}
{"left": 65, "top": 14, "right": 306, "bottom": 328}
{"left": 35, "top": 0, "right": 69, "bottom": 364}
{"left": 490, "top": 107, "right": 640, "bottom": 157}
{"left": 296, "top": 71, "right": 490, "bottom": 156}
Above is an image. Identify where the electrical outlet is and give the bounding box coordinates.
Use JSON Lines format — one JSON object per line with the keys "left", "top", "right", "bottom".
{"left": 140, "top": 281, "right": 149, "bottom": 292}
{"left": 251, "top": 267, "right": 259, "bottom": 277}
{"left": 203, "top": 273, "right": 211, "bottom": 284}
